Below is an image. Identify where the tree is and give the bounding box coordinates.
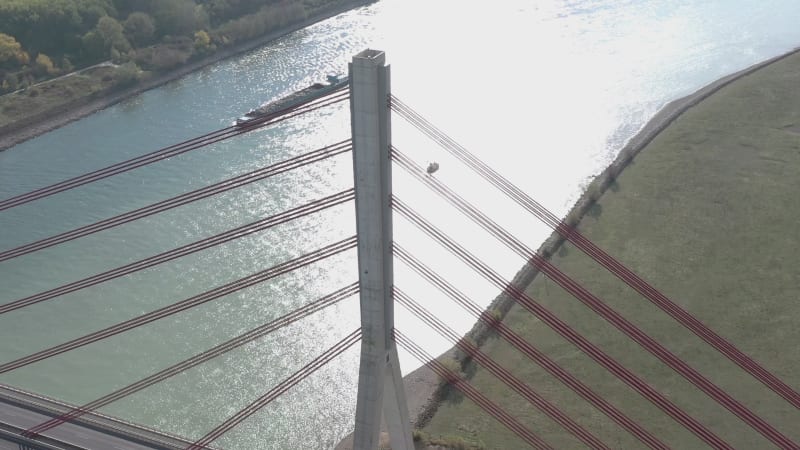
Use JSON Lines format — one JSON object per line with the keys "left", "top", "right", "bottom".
{"left": 110, "top": 47, "right": 122, "bottom": 63}
{"left": 2, "top": 73, "right": 19, "bottom": 92}
{"left": 111, "top": 0, "right": 151, "bottom": 15}
{"left": 150, "top": 46, "right": 190, "bottom": 69}
{"left": 123, "top": 12, "right": 156, "bottom": 46}
{"left": 61, "top": 56, "right": 74, "bottom": 72}
{"left": 113, "top": 61, "right": 140, "bottom": 87}
{"left": 81, "top": 30, "right": 106, "bottom": 61}
{"left": 194, "top": 30, "right": 211, "bottom": 52}
{"left": 0, "top": 33, "right": 29, "bottom": 68}
{"left": 35, "top": 53, "right": 58, "bottom": 76}
{"left": 0, "top": 0, "right": 116, "bottom": 57}
{"left": 96, "top": 16, "right": 131, "bottom": 53}
{"left": 204, "top": 0, "right": 231, "bottom": 25}
{"left": 153, "top": 0, "right": 207, "bottom": 37}
{"left": 203, "top": 0, "right": 272, "bottom": 26}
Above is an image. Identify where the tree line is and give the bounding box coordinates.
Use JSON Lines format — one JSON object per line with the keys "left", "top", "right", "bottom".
{"left": 0, "top": 0, "right": 341, "bottom": 93}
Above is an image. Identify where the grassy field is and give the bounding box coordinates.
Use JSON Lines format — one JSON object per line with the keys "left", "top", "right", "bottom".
{"left": 420, "top": 52, "right": 800, "bottom": 449}
{"left": 0, "top": 66, "right": 120, "bottom": 129}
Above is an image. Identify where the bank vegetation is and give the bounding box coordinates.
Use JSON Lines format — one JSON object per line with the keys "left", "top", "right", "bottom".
{"left": 0, "top": 0, "right": 363, "bottom": 134}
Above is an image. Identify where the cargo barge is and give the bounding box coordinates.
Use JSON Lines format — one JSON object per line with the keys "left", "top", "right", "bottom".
{"left": 236, "top": 75, "right": 348, "bottom": 126}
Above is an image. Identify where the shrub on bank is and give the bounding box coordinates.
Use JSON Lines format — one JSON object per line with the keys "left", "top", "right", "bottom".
{"left": 439, "top": 358, "right": 463, "bottom": 385}
{"left": 1, "top": 73, "right": 18, "bottom": 92}
{"left": 134, "top": 39, "right": 192, "bottom": 71}
{"left": 212, "top": 2, "right": 307, "bottom": 45}
{"left": 113, "top": 62, "right": 142, "bottom": 88}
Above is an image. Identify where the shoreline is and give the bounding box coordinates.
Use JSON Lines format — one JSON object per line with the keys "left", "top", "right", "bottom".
{"left": 0, "top": 0, "right": 373, "bottom": 152}
{"left": 383, "top": 44, "right": 800, "bottom": 444}
{"left": 5, "top": 8, "right": 798, "bottom": 442}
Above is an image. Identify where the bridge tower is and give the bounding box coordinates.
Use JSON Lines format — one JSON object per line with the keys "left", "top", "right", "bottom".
{"left": 349, "top": 49, "right": 414, "bottom": 450}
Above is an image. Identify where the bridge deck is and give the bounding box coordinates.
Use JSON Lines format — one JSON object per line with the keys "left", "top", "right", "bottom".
{"left": 0, "top": 384, "right": 203, "bottom": 449}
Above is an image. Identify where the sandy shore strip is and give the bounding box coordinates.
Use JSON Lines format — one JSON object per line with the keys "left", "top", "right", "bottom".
{"left": 335, "top": 45, "right": 800, "bottom": 449}
{"left": 0, "top": 0, "right": 373, "bottom": 152}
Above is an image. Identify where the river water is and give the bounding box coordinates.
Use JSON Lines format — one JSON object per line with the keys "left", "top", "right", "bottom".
{"left": 1, "top": 0, "right": 799, "bottom": 448}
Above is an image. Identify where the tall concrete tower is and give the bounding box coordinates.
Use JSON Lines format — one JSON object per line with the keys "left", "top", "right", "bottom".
{"left": 349, "top": 49, "right": 414, "bottom": 450}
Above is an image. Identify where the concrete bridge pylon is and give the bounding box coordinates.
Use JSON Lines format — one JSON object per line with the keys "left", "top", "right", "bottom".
{"left": 349, "top": 49, "right": 414, "bottom": 450}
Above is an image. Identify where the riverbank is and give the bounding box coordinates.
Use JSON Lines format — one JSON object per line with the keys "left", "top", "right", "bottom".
{"left": 402, "top": 48, "right": 800, "bottom": 448}
{"left": 0, "top": 0, "right": 373, "bottom": 152}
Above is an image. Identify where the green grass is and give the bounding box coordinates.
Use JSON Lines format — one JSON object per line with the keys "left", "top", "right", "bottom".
{"left": 422, "top": 52, "right": 800, "bottom": 448}
{"left": 0, "top": 66, "right": 120, "bottom": 129}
